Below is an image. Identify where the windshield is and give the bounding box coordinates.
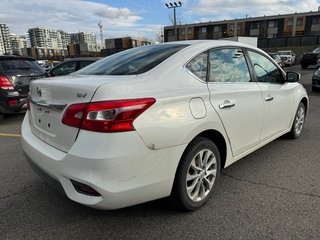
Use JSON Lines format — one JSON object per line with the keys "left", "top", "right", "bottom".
{"left": 312, "top": 48, "right": 320, "bottom": 53}
{"left": 76, "top": 44, "right": 189, "bottom": 75}
{"left": 0, "top": 59, "right": 44, "bottom": 72}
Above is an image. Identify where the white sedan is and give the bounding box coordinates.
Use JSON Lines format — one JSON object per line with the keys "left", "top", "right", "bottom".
{"left": 21, "top": 40, "right": 308, "bottom": 210}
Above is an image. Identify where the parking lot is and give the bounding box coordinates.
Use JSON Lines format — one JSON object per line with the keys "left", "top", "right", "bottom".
{"left": 1, "top": 65, "right": 320, "bottom": 240}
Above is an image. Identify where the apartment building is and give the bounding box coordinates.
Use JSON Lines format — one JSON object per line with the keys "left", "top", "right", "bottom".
{"left": 164, "top": 11, "right": 320, "bottom": 48}
{"left": 70, "top": 32, "right": 98, "bottom": 52}
{"left": 28, "top": 27, "right": 70, "bottom": 49}
{"left": 0, "top": 23, "right": 12, "bottom": 55}
{"left": 8, "top": 34, "right": 27, "bottom": 55}
{"left": 103, "top": 37, "right": 151, "bottom": 56}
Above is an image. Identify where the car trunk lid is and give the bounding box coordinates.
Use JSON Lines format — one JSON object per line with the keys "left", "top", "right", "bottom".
{"left": 5, "top": 70, "right": 46, "bottom": 95}
{"left": 28, "top": 75, "right": 135, "bottom": 152}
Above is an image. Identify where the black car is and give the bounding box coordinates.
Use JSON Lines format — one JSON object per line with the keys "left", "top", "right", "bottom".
{"left": 300, "top": 47, "right": 320, "bottom": 69}
{"left": 0, "top": 56, "right": 46, "bottom": 119}
{"left": 312, "top": 68, "right": 320, "bottom": 91}
{"left": 47, "top": 57, "right": 100, "bottom": 77}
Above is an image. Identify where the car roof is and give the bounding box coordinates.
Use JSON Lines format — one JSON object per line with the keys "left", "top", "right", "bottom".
{"left": 63, "top": 57, "right": 102, "bottom": 62}
{"left": 0, "top": 55, "right": 35, "bottom": 61}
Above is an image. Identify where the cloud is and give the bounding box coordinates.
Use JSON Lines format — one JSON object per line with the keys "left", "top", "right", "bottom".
{"left": 187, "top": 0, "right": 320, "bottom": 21}
{"left": 0, "top": 0, "right": 144, "bottom": 36}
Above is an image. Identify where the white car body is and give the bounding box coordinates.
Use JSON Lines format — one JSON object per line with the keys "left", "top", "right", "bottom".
{"left": 277, "top": 50, "right": 296, "bottom": 66}
{"left": 21, "top": 41, "right": 308, "bottom": 210}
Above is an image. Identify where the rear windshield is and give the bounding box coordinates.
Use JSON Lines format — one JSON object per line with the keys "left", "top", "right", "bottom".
{"left": 76, "top": 44, "right": 189, "bottom": 75}
{"left": 312, "top": 48, "right": 320, "bottom": 53}
{"left": 0, "top": 59, "right": 44, "bottom": 72}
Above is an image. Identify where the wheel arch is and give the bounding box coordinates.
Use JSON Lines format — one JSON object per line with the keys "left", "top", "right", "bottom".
{"left": 197, "top": 130, "right": 227, "bottom": 170}
{"left": 300, "top": 97, "right": 308, "bottom": 115}
{"left": 179, "top": 129, "right": 228, "bottom": 171}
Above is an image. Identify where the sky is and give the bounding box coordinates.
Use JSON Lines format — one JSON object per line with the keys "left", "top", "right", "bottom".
{"left": 1, "top": 0, "right": 320, "bottom": 41}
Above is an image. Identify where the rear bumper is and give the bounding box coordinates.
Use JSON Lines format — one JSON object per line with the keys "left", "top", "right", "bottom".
{"left": 21, "top": 112, "right": 186, "bottom": 210}
{"left": 0, "top": 98, "right": 27, "bottom": 114}
{"left": 0, "top": 90, "right": 27, "bottom": 114}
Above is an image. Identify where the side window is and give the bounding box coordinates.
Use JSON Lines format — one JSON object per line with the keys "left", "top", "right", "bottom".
{"left": 208, "top": 48, "right": 251, "bottom": 82}
{"left": 79, "top": 61, "right": 94, "bottom": 69}
{"left": 186, "top": 52, "right": 208, "bottom": 81}
{"left": 248, "top": 51, "right": 284, "bottom": 83}
{"left": 53, "top": 61, "right": 77, "bottom": 76}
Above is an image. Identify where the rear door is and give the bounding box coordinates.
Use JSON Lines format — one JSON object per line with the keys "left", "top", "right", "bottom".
{"left": 206, "top": 48, "right": 264, "bottom": 157}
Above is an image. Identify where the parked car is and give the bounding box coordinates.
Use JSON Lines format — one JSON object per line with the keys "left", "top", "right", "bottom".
{"left": 0, "top": 56, "right": 46, "bottom": 119}
{"left": 47, "top": 57, "right": 100, "bottom": 77}
{"left": 268, "top": 53, "right": 284, "bottom": 67}
{"left": 277, "top": 50, "right": 296, "bottom": 66}
{"left": 300, "top": 47, "right": 320, "bottom": 69}
{"left": 42, "top": 62, "right": 60, "bottom": 72}
{"left": 311, "top": 67, "right": 320, "bottom": 91}
{"left": 21, "top": 41, "right": 308, "bottom": 211}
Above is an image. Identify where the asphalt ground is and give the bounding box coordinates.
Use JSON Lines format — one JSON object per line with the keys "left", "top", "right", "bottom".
{"left": 1, "top": 65, "right": 320, "bottom": 240}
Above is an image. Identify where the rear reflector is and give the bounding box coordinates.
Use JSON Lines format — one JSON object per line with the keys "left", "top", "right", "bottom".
{"left": 27, "top": 94, "right": 30, "bottom": 111}
{"left": 71, "top": 180, "right": 101, "bottom": 197}
{"left": 0, "top": 75, "right": 14, "bottom": 90}
{"left": 62, "top": 98, "right": 156, "bottom": 133}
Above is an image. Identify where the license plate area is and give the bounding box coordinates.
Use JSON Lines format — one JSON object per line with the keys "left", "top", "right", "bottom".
{"left": 31, "top": 104, "right": 61, "bottom": 136}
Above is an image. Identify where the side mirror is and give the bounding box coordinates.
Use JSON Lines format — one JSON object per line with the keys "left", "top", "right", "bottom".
{"left": 286, "top": 72, "right": 300, "bottom": 82}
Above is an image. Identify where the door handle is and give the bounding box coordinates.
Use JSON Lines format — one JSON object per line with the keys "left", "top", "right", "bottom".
{"left": 219, "top": 100, "right": 235, "bottom": 109}
{"left": 265, "top": 95, "right": 274, "bottom": 101}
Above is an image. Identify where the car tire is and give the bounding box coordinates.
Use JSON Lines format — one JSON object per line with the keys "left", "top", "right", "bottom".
{"left": 301, "top": 64, "right": 308, "bottom": 69}
{"left": 171, "top": 137, "right": 221, "bottom": 211}
{"left": 0, "top": 114, "right": 4, "bottom": 121}
{"left": 287, "top": 102, "right": 306, "bottom": 139}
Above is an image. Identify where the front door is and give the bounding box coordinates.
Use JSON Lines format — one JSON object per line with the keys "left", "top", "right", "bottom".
{"left": 207, "top": 48, "right": 264, "bottom": 157}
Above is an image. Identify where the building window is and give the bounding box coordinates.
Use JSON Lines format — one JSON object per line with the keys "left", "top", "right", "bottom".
{"left": 268, "top": 20, "right": 278, "bottom": 28}
{"left": 287, "top": 18, "right": 293, "bottom": 26}
{"left": 267, "top": 34, "right": 277, "bottom": 38}
{"left": 168, "top": 30, "right": 173, "bottom": 37}
{"left": 213, "top": 26, "right": 221, "bottom": 32}
{"left": 296, "top": 17, "right": 303, "bottom": 26}
{"left": 312, "top": 17, "right": 320, "bottom": 24}
{"left": 181, "top": 28, "right": 186, "bottom": 35}
{"left": 187, "top": 28, "right": 192, "bottom": 35}
{"left": 230, "top": 23, "right": 241, "bottom": 31}
{"left": 200, "top": 27, "right": 207, "bottom": 34}
{"left": 250, "top": 22, "right": 259, "bottom": 29}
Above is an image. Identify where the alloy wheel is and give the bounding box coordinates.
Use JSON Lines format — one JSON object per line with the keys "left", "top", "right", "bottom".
{"left": 186, "top": 149, "right": 217, "bottom": 202}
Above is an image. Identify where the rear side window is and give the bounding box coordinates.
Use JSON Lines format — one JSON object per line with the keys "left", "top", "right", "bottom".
{"left": 76, "top": 44, "right": 189, "bottom": 75}
{"left": 0, "top": 59, "right": 43, "bottom": 72}
{"left": 186, "top": 52, "right": 208, "bottom": 81}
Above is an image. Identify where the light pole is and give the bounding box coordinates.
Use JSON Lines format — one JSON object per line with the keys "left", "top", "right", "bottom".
{"left": 165, "top": 2, "right": 182, "bottom": 41}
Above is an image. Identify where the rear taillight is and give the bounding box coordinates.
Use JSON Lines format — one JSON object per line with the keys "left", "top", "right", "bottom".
{"left": 0, "top": 75, "right": 14, "bottom": 90}
{"left": 7, "top": 99, "right": 18, "bottom": 106}
{"left": 62, "top": 98, "right": 156, "bottom": 133}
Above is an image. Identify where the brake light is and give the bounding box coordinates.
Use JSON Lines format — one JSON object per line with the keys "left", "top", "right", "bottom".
{"left": 62, "top": 98, "right": 156, "bottom": 132}
{"left": 0, "top": 75, "right": 14, "bottom": 90}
